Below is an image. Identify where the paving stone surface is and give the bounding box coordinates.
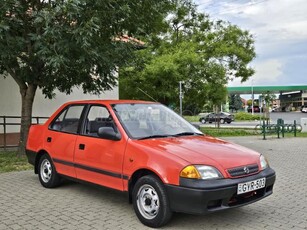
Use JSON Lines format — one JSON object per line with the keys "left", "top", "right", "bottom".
{"left": 0, "top": 136, "right": 306, "bottom": 229}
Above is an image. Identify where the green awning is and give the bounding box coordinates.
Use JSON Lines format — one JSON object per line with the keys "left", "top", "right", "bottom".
{"left": 227, "top": 85, "right": 307, "bottom": 94}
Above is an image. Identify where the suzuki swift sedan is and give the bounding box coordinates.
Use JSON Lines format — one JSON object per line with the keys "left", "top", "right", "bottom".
{"left": 26, "top": 100, "right": 276, "bottom": 228}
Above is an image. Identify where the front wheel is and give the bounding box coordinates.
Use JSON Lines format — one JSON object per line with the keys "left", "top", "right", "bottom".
{"left": 132, "top": 175, "right": 172, "bottom": 228}
{"left": 38, "top": 154, "right": 61, "bottom": 188}
{"left": 200, "top": 118, "right": 206, "bottom": 124}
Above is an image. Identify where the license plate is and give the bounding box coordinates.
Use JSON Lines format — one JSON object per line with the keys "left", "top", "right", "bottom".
{"left": 237, "top": 178, "right": 266, "bottom": 195}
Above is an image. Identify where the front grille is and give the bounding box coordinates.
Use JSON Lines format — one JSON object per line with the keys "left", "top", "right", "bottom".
{"left": 227, "top": 164, "right": 259, "bottom": 177}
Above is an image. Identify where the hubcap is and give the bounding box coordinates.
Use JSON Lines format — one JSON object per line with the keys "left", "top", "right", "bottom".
{"left": 40, "top": 159, "right": 52, "bottom": 183}
{"left": 136, "top": 184, "right": 160, "bottom": 220}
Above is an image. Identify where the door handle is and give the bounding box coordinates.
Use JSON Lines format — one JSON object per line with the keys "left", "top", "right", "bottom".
{"left": 79, "top": 144, "right": 85, "bottom": 150}
{"left": 47, "top": 137, "right": 52, "bottom": 142}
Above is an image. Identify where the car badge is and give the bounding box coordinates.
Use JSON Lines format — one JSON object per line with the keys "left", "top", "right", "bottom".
{"left": 243, "top": 166, "right": 250, "bottom": 174}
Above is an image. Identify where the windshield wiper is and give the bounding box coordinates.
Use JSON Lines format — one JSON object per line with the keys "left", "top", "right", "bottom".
{"left": 138, "top": 135, "right": 171, "bottom": 140}
{"left": 172, "top": 132, "right": 204, "bottom": 137}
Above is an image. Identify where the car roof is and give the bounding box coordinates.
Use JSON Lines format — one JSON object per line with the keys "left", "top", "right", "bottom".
{"left": 61, "top": 100, "right": 158, "bottom": 106}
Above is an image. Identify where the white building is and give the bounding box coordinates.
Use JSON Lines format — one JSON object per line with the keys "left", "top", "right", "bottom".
{"left": 0, "top": 75, "right": 118, "bottom": 146}
{"left": 0, "top": 75, "right": 118, "bottom": 117}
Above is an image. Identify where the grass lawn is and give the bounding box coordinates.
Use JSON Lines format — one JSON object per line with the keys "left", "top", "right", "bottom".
{"left": 0, "top": 151, "right": 33, "bottom": 173}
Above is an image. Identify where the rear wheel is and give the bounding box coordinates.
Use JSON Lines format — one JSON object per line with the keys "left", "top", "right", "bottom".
{"left": 220, "top": 118, "right": 225, "bottom": 124}
{"left": 132, "top": 175, "right": 172, "bottom": 228}
{"left": 200, "top": 118, "right": 206, "bottom": 124}
{"left": 38, "top": 154, "right": 61, "bottom": 188}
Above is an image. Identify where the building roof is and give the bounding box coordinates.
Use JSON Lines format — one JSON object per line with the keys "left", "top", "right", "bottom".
{"left": 227, "top": 85, "right": 307, "bottom": 94}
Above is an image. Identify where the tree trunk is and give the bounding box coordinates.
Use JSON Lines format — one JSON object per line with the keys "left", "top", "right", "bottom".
{"left": 17, "top": 84, "right": 37, "bottom": 156}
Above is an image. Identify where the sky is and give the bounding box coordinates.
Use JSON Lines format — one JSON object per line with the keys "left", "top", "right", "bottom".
{"left": 195, "top": 0, "right": 307, "bottom": 88}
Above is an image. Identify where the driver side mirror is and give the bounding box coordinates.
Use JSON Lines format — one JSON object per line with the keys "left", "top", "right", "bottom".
{"left": 98, "top": 127, "right": 121, "bottom": 141}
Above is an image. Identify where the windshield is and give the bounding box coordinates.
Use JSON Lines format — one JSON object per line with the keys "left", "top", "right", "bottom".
{"left": 112, "top": 103, "right": 202, "bottom": 139}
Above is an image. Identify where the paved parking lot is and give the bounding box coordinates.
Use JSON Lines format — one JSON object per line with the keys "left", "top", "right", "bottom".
{"left": 0, "top": 136, "right": 306, "bottom": 229}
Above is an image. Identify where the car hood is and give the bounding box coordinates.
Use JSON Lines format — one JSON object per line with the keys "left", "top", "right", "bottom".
{"left": 136, "top": 135, "right": 260, "bottom": 171}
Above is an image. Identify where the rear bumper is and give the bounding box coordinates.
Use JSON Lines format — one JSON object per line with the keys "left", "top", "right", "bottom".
{"left": 165, "top": 168, "right": 276, "bottom": 214}
{"left": 25, "top": 149, "right": 36, "bottom": 166}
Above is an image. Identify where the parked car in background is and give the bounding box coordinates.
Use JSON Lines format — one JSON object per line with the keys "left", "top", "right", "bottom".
{"left": 199, "top": 112, "right": 234, "bottom": 124}
{"left": 247, "top": 106, "right": 263, "bottom": 113}
{"left": 26, "top": 100, "right": 275, "bottom": 227}
{"left": 301, "top": 106, "right": 307, "bottom": 113}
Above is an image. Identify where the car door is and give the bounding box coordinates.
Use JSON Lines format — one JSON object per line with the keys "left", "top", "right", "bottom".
{"left": 208, "top": 113, "right": 215, "bottom": 122}
{"left": 74, "top": 104, "right": 127, "bottom": 191}
{"left": 45, "top": 104, "right": 85, "bottom": 178}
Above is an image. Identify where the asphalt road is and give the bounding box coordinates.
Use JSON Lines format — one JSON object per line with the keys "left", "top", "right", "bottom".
{"left": 0, "top": 136, "right": 306, "bottom": 229}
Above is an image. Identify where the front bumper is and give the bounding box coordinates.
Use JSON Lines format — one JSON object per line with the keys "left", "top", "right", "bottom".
{"left": 165, "top": 167, "right": 276, "bottom": 214}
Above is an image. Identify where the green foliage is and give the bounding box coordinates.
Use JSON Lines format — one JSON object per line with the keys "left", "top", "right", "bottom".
{"left": 183, "top": 115, "right": 201, "bottom": 122}
{"left": 261, "top": 91, "right": 277, "bottom": 105}
{"left": 200, "top": 127, "right": 256, "bottom": 137}
{"left": 120, "top": 1, "right": 256, "bottom": 111}
{"left": 0, "top": 0, "right": 172, "bottom": 97}
{"left": 229, "top": 94, "right": 243, "bottom": 111}
{"left": 0, "top": 151, "right": 33, "bottom": 173}
{"left": 234, "top": 112, "right": 264, "bottom": 121}
{"left": 0, "top": 0, "right": 174, "bottom": 154}
{"left": 247, "top": 99, "right": 252, "bottom": 106}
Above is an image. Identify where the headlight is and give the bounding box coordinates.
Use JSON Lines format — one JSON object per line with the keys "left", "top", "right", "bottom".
{"left": 260, "top": 155, "right": 269, "bottom": 170}
{"left": 180, "top": 165, "right": 223, "bottom": 180}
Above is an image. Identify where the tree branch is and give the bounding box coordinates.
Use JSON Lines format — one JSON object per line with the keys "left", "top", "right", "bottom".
{"left": 5, "top": 65, "right": 27, "bottom": 90}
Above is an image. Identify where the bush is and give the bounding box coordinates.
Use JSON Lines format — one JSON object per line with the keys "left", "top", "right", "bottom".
{"left": 184, "top": 115, "right": 201, "bottom": 122}
{"left": 200, "top": 127, "right": 256, "bottom": 137}
{"left": 234, "top": 112, "right": 264, "bottom": 121}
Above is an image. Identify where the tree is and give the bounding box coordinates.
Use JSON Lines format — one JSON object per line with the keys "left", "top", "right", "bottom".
{"left": 261, "top": 91, "right": 276, "bottom": 121}
{"left": 119, "top": 1, "right": 255, "bottom": 112}
{"left": 229, "top": 94, "right": 243, "bottom": 112}
{"left": 0, "top": 0, "right": 173, "bottom": 155}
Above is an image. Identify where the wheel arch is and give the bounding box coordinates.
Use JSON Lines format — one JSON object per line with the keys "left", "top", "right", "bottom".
{"left": 128, "top": 169, "right": 163, "bottom": 203}
{"left": 34, "top": 149, "right": 49, "bottom": 174}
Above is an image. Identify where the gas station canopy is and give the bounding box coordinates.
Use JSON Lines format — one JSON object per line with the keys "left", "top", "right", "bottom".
{"left": 227, "top": 85, "right": 307, "bottom": 94}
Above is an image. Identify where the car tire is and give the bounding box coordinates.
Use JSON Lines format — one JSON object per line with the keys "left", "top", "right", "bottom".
{"left": 38, "top": 154, "right": 61, "bottom": 188}
{"left": 200, "top": 118, "right": 206, "bottom": 124}
{"left": 220, "top": 119, "right": 225, "bottom": 124}
{"left": 132, "top": 175, "right": 172, "bottom": 228}
{"left": 227, "top": 121, "right": 231, "bottom": 124}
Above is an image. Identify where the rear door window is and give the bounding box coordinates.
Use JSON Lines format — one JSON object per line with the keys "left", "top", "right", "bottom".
{"left": 50, "top": 105, "right": 84, "bottom": 134}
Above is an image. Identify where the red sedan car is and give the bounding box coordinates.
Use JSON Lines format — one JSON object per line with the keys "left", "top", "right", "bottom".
{"left": 26, "top": 100, "right": 276, "bottom": 228}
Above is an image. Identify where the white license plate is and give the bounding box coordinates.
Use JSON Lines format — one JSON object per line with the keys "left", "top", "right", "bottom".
{"left": 237, "top": 178, "right": 266, "bottom": 195}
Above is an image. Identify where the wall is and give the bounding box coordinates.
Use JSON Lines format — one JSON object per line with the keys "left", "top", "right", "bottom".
{"left": 0, "top": 75, "right": 119, "bottom": 133}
